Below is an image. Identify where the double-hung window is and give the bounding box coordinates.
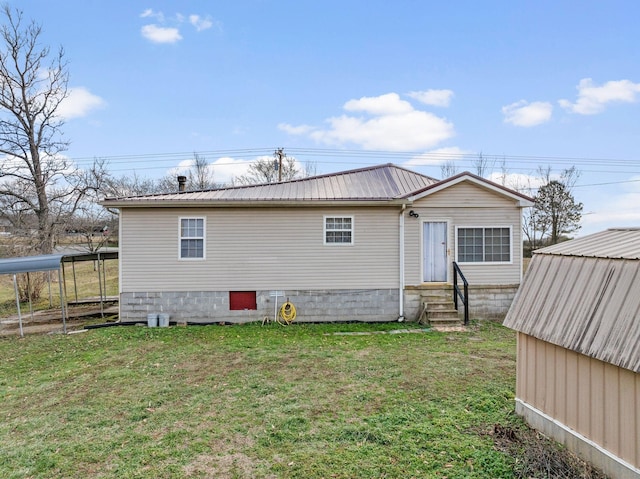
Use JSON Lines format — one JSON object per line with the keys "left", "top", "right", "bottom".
{"left": 457, "top": 227, "right": 511, "bottom": 263}
{"left": 180, "top": 217, "right": 205, "bottom": 259}
{"left": 324, "top": 216, "right": 353, "bottom": 245}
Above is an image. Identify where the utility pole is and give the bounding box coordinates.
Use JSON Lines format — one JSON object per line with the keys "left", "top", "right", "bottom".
{"left": 275, "top": 148, "right": 284, "bottom": 182}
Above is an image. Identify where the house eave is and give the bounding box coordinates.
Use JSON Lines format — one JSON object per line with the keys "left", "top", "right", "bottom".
{"left": 100, "top": 198, "right": 412, "bottom": 209}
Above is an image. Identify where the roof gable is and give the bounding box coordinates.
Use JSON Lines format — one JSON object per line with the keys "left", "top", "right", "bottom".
{"left": 504, "top": 228, "right": 640, "bottom": 373}
{"left": 406, "top": 171, "right": 534, "bottom": 207}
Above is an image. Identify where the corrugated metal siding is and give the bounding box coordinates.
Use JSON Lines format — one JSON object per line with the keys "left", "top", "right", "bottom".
{"left": 403, "top": 182, "right": 523, "bottom": 285}
{"left": 105, "top": 164, "right": 438, "bottom": 204}
{"left": 516, "top": 333, "right": 640, "bottom": 468}
{"left": 504, "top": 253, "right": 640, "bottom": 373}
{"left": 120, "top": 206, "right": 400, "bottom": 292}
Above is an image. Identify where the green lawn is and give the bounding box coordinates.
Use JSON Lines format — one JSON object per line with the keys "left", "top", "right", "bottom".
{"left": 0, "top": 321, "right": 597, "bottom": 478}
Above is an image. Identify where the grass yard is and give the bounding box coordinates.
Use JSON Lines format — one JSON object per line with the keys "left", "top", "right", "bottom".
{"left": 0, "top": 321, "right": 601, "bottom": 479}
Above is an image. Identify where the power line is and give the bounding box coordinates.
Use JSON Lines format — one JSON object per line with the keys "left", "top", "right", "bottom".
{"left": 67, "top": 147, "right": 640, "bottom": 189}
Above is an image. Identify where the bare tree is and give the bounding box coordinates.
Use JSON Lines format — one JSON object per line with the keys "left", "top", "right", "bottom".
{"left": 473, "top": 152, "right": 493, "bottom": 177}
{"left": 440, "top": 161, "right": 458, "bottom": 178}
{"left": 233, "top": 153, "right": 301, "bottom": 185}
{"left": 101, "top": 170, "right": 159, "bottom": 197}
{"left": 188, "top": 153, "right": 217, "bottom": 190}
{"left": 301, "top": 160, "right": 318, "bottom": 178}
{"left": 0, "top": 6, "right": 76, "bottom": 254}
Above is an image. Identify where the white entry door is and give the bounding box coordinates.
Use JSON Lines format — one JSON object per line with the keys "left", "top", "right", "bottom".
{"left": 423, "top": 222, "right": 448, "bottom": 282}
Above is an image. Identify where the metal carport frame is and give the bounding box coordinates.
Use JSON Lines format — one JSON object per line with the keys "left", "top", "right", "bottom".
{"left": 0, "top": 251, "right": 118, "bottom": 337}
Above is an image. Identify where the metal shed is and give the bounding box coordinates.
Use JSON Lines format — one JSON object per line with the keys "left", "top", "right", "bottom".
{"left": 503, "top": 228, "right": 640, "bottom": 479}
{"left": 0, "top": 250, "right": 118, "bottom": 337}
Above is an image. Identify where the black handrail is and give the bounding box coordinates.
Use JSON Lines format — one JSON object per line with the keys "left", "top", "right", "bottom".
{"left": 453, "top": 262, "right": 469, "bottom": 325}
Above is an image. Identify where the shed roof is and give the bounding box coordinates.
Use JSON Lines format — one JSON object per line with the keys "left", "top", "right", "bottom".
{"left": 503, "top": 228, "right": 640, "bottom": 373}
{"left": 535, "top": 227, "right": 640, "bottom": 259}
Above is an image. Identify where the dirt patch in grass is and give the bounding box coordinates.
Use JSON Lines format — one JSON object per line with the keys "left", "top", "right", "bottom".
{"left": 489, "top": 423, "right": 609, "bottom": 479}
{"left": 183, "top": 432, "right": 274, "bottom": 479}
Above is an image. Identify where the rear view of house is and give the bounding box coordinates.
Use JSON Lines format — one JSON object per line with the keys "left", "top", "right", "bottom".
{"left": 504, "top": 228, "right": 640, "bottom": 479}
{"left": 102, "top": 163, "right": 532, "bottom": 324}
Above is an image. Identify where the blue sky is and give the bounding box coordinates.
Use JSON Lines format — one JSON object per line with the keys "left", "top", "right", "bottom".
{"left": 12, "top": 0, "right": 640, "bottom": 236}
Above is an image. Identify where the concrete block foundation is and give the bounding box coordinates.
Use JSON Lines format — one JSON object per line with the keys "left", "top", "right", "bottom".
{"left": 120, "top": 289, "right": 401, "bottom": 324}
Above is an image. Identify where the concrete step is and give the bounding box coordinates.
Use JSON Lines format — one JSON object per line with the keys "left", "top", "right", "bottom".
{"left": 422, "top": 302, "right": 462, "bottom": 327}
{"left": 423, "top": 300, "right": 455, "bottom": 311}
{"left": 429, "top": 317, "right": 464, "bottom": 327}
{"left": 426, "top": 309, "right": 460, "bottom": 319}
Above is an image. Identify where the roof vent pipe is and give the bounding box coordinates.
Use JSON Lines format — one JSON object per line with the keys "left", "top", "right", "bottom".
{"left": 177, "top": 175, "right": 187, "bottom": 192}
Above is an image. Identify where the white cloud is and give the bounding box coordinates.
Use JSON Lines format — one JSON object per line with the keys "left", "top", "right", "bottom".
{"left": 140, "top": 10, "right": 216, "bottom": 43}
{"left": 407, "top": 89, "right": 454, "bottom": 107}
{"left": 278, "top": 123, "right": 315, "bottom": 135}
{"left": 559, "top": 78, "right": 640, "bottom": 115}
{"left": 403, "top": 147, "right": 472, "bottom": 167}
{"left": 487, "top": 172, "right": 545, "bottom": 194}
{"left": 189, "top": 14, "right": 213, "bottom": 32}
{"left": 344, "top": 93, "right": 414, "bottom": 115}
{"left": 502, "top": 100, "right": 553, "bottom": 127}
{"left": 141, "top": 24, "right": 182, "bottom": 44}
{"left": 57, "top": 87, "right": 106, "bottom": 120}
{"left": 140, "top": 9, "right": 164, "bottom": 21}
{"left": 283, "top": 92, "right": 455, "bottom": 151}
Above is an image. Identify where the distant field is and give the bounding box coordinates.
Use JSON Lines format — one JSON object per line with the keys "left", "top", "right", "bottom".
{"left": 0, "top": 258, "right": 118, "bottom": 317}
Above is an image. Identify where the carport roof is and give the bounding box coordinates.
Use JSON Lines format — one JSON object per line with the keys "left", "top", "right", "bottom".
{"left": 0, "top": 251, "right": 118, "bottom": 275}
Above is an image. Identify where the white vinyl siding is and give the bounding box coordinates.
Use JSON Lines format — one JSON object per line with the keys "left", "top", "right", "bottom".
{"left": 179, "top": 217, "right": 205, "bottom": 259}
{"left": 120, "top": 207, "right": 399, "bottom": 292}
{"left": 456, "top": 226, "right": 512, "bottom": 264}
{"left": 324, "top": 216, "right": 353, "bottom": 245}
{"left": 404, "top": 181, "right": 524, "bottom": 286}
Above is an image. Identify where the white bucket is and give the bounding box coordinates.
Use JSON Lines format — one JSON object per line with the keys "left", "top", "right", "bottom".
{"left": 147, "top": 313, "right": 158, "bottom": 327}
{"left": 158, "top": 313, "right": 170, "bottom": 327}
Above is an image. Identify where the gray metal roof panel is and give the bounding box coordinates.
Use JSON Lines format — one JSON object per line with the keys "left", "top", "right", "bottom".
{"left": 0, "top": 250, "right": 119, "bottom": 275}
{"left": 536, "top": 228, "right": 640, "bottom": 259}
{"left": 0, "top": 254, "right": 66, "bottom": 274}
{"left": 504, "top": 252, "right": 640, "bottom": 373}
{"left": 101, "top": 164, "right": 439, "bottom": 206}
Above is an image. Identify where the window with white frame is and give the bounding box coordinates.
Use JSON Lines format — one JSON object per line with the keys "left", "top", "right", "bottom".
{"left": 180, "top": 217, "right": 205, "bottom": 259}
{"left": 457, "top": 227, "right": 511, "bottom": 263}
{"left": 324, "top": 216, "right": 353, "bottom": 245}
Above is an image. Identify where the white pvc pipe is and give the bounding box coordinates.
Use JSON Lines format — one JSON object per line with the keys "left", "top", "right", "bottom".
{"left": 13, "top": 274, "right": 23, "bottom": 338}
{"left": 398, "top": 205, "right": 406, "bottom": 320}
{"left": 58, "top": 268, "right": 67, "bottom": 334}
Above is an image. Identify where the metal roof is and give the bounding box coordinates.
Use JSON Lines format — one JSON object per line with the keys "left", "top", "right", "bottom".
{"left": 535, "top": 228, "right": 640, "bottom": 259}
{"left": 0, "top": 254, "right": 66, "bottom": 274}
{"left": 101, "top": 164, "right": 439, "bottom": 207}
{"left": 0, "top": 251, "right": 119, "bottom": 275}
{"left": 504, "top": 228, "right": 640, "bottom": 373}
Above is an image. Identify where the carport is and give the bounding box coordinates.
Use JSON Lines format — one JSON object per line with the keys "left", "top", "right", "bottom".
{"left": 0, "top": 251, "right": 118, "bottom": 337}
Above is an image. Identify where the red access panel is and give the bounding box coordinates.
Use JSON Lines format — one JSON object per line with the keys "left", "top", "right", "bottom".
{"left": 229, "top": 291, "right": 257, "bottom": 310}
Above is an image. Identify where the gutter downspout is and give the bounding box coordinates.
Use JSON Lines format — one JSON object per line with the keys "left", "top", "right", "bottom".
{"left": 398, "top": 204, "right": 406, "bottom": 321}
